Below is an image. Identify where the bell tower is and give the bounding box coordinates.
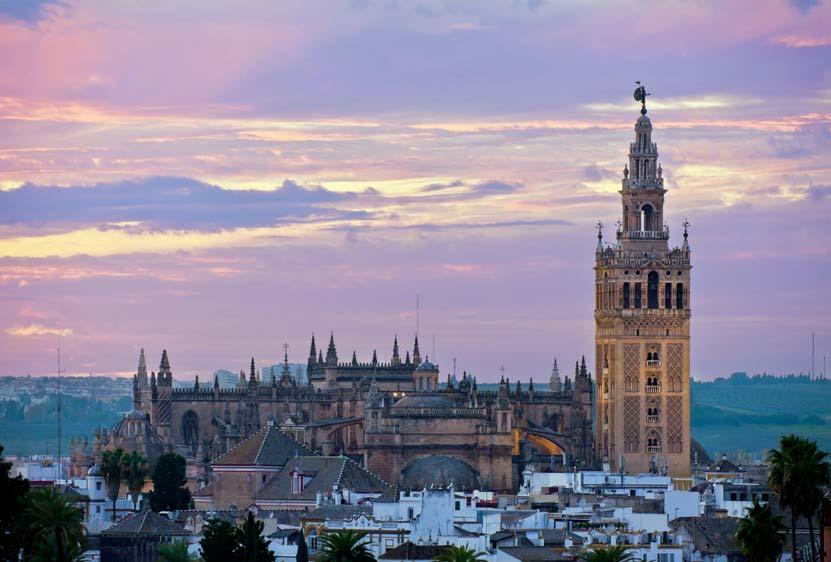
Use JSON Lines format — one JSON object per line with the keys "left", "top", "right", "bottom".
{"left": 594, "top": 84, "right": 691, "bottom": 479}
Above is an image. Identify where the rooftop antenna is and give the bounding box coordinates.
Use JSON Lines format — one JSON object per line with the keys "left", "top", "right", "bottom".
{"left": 56, "top": 344, "right": 66, "bottom": 483}
{"left": 432, "top": 335, "right": 436, "bottom": 365}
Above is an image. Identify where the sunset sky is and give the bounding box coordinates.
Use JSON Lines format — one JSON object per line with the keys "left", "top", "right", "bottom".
{"left": 1, "top": 0, "right": 829, "bottom": 381}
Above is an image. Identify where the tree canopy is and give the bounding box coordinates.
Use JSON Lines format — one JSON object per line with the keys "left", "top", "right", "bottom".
{"left": 147, "top": 453, "right": 192, "bottom": 512}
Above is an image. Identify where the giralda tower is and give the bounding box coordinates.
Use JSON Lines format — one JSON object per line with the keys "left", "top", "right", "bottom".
{"left": 594, "top": 84, "right": 691, "bottom": 478}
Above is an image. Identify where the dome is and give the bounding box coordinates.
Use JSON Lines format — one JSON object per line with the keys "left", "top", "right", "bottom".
{"left": 401, "top": 455, "right": 481, "bottom": 491}
{"left": 690, "top": 438, "right": 712, "bottom": 466}
{"left": 88, "top": 463, "right": 102, "bottom": 476}
{"left": 393, "top": 394, "right": 453, "bottom": 409}
{"left": 636, "top": 114, "right": 652, "bottom": 129}
{"left": 416, "top": 359, "right": 437, "bottom": 371}
{"left": 125, "top": 409, "right": 147, "bottom": 420}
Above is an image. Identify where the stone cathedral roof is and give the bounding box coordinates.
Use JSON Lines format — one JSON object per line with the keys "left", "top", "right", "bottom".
{"left": 212, "top": 424, "right": 315, "bottom": 466}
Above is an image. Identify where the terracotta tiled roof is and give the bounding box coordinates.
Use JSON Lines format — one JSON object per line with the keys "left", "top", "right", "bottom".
{"left": 259, "top": 455, "right": 388, "bottom": 501}
{"left": 212, "top": 425, "right": 315, "bottom": 466}
{"left": 101, "top": 511, "right": 190, "bottom": 536}
{"left": 499, "top": 547, "right": 568, "bottom": 562}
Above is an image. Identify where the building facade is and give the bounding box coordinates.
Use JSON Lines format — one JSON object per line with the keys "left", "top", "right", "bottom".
{"left": 594, "top": 87, "right": 692, "bottom": 478}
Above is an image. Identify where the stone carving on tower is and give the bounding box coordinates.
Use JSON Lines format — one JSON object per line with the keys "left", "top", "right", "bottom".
{"left": 594, "top": 83, "right": 692, "bottom": 478}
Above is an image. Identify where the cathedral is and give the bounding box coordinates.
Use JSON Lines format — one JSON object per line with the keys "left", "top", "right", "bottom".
{"left": 74, "top": 85, "right": 693, "bottom": 496}
{"left": 76, "top": 334, "right": 594, "bottom": 493}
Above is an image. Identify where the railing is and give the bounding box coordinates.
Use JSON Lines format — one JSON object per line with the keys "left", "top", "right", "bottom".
{"left": 646, "top": 415, "right": 659, "bottom": 424}
{"left": 626, "top": 230, "right": 670, "bottom": 240}
{"left": 645, "top": 385, "right": 661, "bottom": 394}
{"left": 647, "top": 446, "right": 661, "bottom": 453}
{"left": 646, "top": 360, "right": 661, "bottom": 368}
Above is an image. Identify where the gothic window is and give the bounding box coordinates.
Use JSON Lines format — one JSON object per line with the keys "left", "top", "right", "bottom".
{"left": 634, "top": 283, "right": 642, "bottom": 308}
{"left": 676, "top": 283, "right": 685, "bottom": 309}
{"left": 647, "top": 271, "right": 659, "bottom": 309}
{"left": 182, "top": 410, "right": 199, "bottom": 456}
{"left": 665, "top": 283, "right": 672, "bottom": 309}
{"left": 623, "top": 283, "right": 631, "bottom": 309}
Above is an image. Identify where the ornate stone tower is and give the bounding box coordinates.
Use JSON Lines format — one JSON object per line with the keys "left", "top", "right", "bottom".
{"left": 594, "top": 84, "right": 691, "bottom": 478}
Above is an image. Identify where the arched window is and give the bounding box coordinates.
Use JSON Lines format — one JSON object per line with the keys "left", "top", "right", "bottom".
{"left": 647, "top": 271, "right": 659, "bottom": 309}
{"left": 307, "top": 530, "right": 318, "bottom": 552}
{"left": 665, "top": 283, "right": 672, "bottom": 309}
{"left": 676, "top": 283, "right": 685, "bottom": 309}
{"left": 641, "top": 204, "right": 654, "bottom": 232}
{"left": 646, "top": 432, "right": 661, "bottom": 453}
{"left": 623, "top": 283, "right": 631, "bottom": 309}
{"left": 634, "top": 283, "right": 642, "bottom": 308}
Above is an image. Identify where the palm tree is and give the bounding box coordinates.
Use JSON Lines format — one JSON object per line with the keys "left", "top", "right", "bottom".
{"left": 735, "top": 499, "right": 785, "bottom": 562}
{"left": 768, "top": 434, "right": 802, "bottom": 562}
{"left": 790, "top": 438, "right": 830, "bottom": 562}
{"left": 580, "top": 546, "right": 636, "bottom": 562}
{"left": 433, "top": 545, "right": 488, "bottom": 562}
{"left": 101, "top": 448, "right": 124, "bottom": 522}
{"left": 20, "top": 487, "right": 85, "bottom": 562}
{"left": 316, "top": 531, "right": 375, "bottom": 562}
{"left": 768, "top": 435, "right": 831, "bottom": 562}
{"left": 121, "top": 451, "right": 149, "bottom": 511}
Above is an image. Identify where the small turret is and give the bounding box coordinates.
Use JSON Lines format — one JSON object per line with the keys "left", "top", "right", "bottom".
{"left": 249, "top": 358, "right": 257, "bottom": 387}
{"left": 159, "top": 349, "right": 171, "bottom": 374}
{"left": 194, "top": 375, "right": 200, "bottom": 391}
{"left": 308, "top": 334, "right": 317, "bottom": 366}
{"left": 412, "top": 335, "right": 421, "bottom": 365}
{"left": 137, "top": 348, "right": 147, "bottom": 383}
{"left": 371, "top": 349, "right": 378, "bottom": 367}
{"left": 550, "top": 358, "right": 562, "bottom": 392}
{"left": 326, "top": 334, "right": 338, "bottom": 365}
{"left": 352, "top": 351, "right": 358, "bottom": 366}
{"left": 392, "top": 336, "right": 401, "bottom": 366}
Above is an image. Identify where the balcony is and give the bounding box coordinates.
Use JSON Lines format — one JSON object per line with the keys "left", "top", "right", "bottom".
{"left": 646, "top": 415, "right": 659, "bottom": 424}
{"left": 647, "top": 446, "right": 661, "bottom": 453}
{"left": 626, "top": 229, "right": 669, "bottom": 240}
{"left": 646, "top": 360, "right": 661, "bottom": 368}
{"left": 645, "top": 385, "right": 661, "bottom": 394}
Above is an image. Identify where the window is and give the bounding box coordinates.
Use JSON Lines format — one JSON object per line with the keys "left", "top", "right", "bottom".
{"left": 307, "top": 530, "right": 318, "bottom": 552}
{"left": 96, "top": 505, "right": 100, "bottom": 513}
{"left": 96, "top": 481, "right": 102, "bottom": 491}
{"left": 455, "top": 501, "right": 461, "bottom": 510}
{"left": 647, "top": 271, "right": 659, "bottom": 309}
{"left": 634, "top": 283, "right": 642, "bottom": 308}
{"left": 623, "top": 283, "right": 631, "bottom": 309}
{"left": 676, "top": 283, "right": 684, "bottom": 309}
{"left": 407, "top": 507, "right": 414, "bottom": 519}
{"left": 665, "top": 283, "right": 672, "bottom": 309}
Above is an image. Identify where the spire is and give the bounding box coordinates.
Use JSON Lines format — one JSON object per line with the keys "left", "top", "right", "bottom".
{"left": 318, "top": 351, "right": 323, "bottom": 364}
{"left": 580, "top": 355, "right": 588, "bottom": 378}
{"left": 372, "top": 349, "right": 378, "bottom": 366}
{"left": 575, "top": 361, "right": 580, "bottom": 379}
{"left": 550, "top": 358, "right": 561, "bottom": 392}
{"left": 326, "top": 333, "right": 338, "bottom": 365}
{"left": 137, "top": 348, "right": 147, "bottom": 382}
{"left": 412, "top": 335, "right": 421, "bottom": 365}
{"left": 214, "top": 374, "right": 219, "bottom": 389}
{"left": 352, "top": 351, "right": 358, "bottom": 366}
{"left": 392, "top": 336, "right": 400, "bottom": 366}
{"left": 194, "top": 375, "right": 199, "bottom": 391}
{"left": 250, "top": 357, "right": 256, "bottom": 381}
{"left": 596, "top": 221, "right": 604, "bottom": 253}
{"left": 308, "top": 334, "right": 317, "bottom": 365}
{"left": 405, "top": 350, "right": 411, "bottom": 364}
{"left": 159, "top": 349, "right": 171, "bottom": 373}
{"left": 528, "top": 378, "right": 534, "bottom": 393}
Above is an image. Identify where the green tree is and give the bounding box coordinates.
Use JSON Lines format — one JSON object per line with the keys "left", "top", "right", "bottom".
{"left": 768, "top": 435, "right": 831, "bottom": 562}
{"left": 296, "top": 530, "right": 309, "bottom": 562}
{"left": 29, "top": 531, "right": 85, "bottom": 562}
{"left": 0, "top": 443, "right": 30, "bottom": 562}
{"left": 234, "top": 512, "right": 275, "bottom": 562}
{"left": 579, "top": 546, "right": 636, "bottom": 562}
{"left": 316, "top": 531, "right": 374, "bottom": 562}
{"left": 157, "top": 540, "right": 196, "bottom": 562}
{"left": 121, "top": 451, "right": 149, "bottom": 511}
{"left": 100, "top": 448, "right": 124, "bottom": 522}
{"left": 200, "top": 518, "right": 239, "bottom": 562}
{"left": 433, "top": 545, "right": 487, "bottom": 562}
{"left": 147, "top": 453, "right": 192, "bottom": 512}
{"left": 735, "top": 500, "right": 786, "bottom": 562}
{"left": 20, "top": 487, "right": 85, "bottom": 562}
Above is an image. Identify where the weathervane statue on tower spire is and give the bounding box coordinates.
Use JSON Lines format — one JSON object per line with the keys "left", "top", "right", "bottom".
{"left": 634, "top": 81, "right": 650, "bottom": 115}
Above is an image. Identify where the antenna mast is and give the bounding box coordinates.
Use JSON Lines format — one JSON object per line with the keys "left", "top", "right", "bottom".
{"left": 416, "top": 294, "right": 420, "bottom": 337}
{"left": 57, "top": 345, "right": 66, "bottom": 483}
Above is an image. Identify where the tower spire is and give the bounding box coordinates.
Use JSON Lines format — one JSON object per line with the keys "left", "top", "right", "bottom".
{"left": 412, "top": 335, "right": 421, "bottom": 365}
{"left": 308, "top": 334, "right": 317, "bottom": 365}
{"left": 326, "top": 333, "right": 338, "bottom": 365}
{"left": 550, "top": 357, "right": 561, "bottom": 392}
{"left": 392, "top": 336, "right": 400, "bottom": 366}
{"left": 137, "top": 348, "right": 147, "bottom": 382}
